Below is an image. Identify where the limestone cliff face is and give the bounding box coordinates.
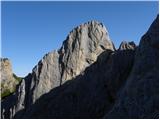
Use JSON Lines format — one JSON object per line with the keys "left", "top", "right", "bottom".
{"left": 27, "top": 21, "right": 115, "bottom": 105}
{"left": 1, "top": 21, "right": 115, "bottom": 118}
{"left": 27, "top": 51, "right": 60, "bottom": 104}
{"left": 59, "top": 21, "right": 115, "bottom": 83}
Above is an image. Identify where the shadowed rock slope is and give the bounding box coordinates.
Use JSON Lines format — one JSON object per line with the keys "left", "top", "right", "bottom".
{"left": 17, "top": 45, "right": 135, "bottom": 118}
{"left": 105, "top": 15, "right": 159, "bottom": 119}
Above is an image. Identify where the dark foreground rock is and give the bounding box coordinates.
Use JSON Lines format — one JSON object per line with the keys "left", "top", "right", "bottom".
{"left": 105, "top": 15, "right": 159, "bottom": 119}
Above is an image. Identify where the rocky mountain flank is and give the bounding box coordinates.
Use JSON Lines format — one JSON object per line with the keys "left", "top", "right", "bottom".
{"left": 1, "top": 21, "right": 115, "bottom": 118}
{"left": 1, "top": 15, "right": 158, "bottom": 119}
{"left": 105, "top": 15, "right": 159, "bottom": 119}
{"left": 18, "top": 43, "right": 136, "bottom": 119}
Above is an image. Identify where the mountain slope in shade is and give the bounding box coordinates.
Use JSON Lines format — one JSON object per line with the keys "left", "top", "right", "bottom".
{"left": 105, "top": 15, "right": 159, "bottom": 119}
{"left": 17, "top": 43, "right": 135, "bottom": 118}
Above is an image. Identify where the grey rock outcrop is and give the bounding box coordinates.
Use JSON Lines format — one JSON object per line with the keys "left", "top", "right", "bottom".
{"left": 105, "top": 15, "right": 159, "bottom": 118}
{"left": 1, "top": 21, "right": 115, "bottom": 118}
{"left": 1, "top": 58, "right": 13, "bottom": 83}
{"left": 59, "top": 21, "right": 115, "bottom": 84}
{"left": 0, "top": 58, "right": 19, "bottom": 98}
{"left": 1, "top": 79, "right": 25, "bottom": 118}
{"left": 28, "top": 20, "right": 115, "bottom": 104}
{"left": 27, "top": 51, "right": 60, "bottom": 104}
{"left": 118, "top": 41, "right": 136, "bottom": 50}
{"left": 26, "top": 20, "right": 115, "bottom": 106}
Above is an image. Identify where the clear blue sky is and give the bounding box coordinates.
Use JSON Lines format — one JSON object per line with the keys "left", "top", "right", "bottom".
{"left": 2, "top": 1, "right": 158, "bottom": 77}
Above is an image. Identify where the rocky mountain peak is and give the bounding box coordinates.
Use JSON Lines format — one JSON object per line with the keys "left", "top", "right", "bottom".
{"left": 1, "top": 58, "right": 12, "bottom": 77}
{"left": 60, "top": 20, "right": 114, "bottom": 54}
{"left": 118, "top": 41, "right": 136, "bottom": 50}
{"left": 59, "top": 20, "right": 115, "bottom": 82}
{"left": 143, "top": 15, "right": 159, "bottom": 48}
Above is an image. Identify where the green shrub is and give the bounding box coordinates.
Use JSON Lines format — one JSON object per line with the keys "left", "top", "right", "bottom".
{"left": 13, "top": 73, "right": 23, "bottom": 82}
{"left": 1, "top": 74, "right": 23, "bottom": 99}
{"left": 1, "top": 89, "right": 14, "bottom": 99}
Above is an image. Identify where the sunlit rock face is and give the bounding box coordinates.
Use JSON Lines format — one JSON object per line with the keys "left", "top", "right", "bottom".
{"left": 1, "top": 20, "right": 115, "bottom": 118}
{"left": 59, "top": 20, "right": 115, "bottom": 84}
{"left": 27, "top": 20, "right": 115, "bottom": 105}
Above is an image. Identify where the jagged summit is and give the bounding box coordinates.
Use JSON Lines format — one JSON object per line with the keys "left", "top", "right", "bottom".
{"left": 118, "top": 41, "right": 136, "bottom": 50}
{"left": 0, "top": 58, "right": 9, "bottom": 62}
{"left": 68, "top": 20, "right": 107, "bottom": 34}
{"left": 61, "top": 20, "right": 114, "bottom": 53}
{"left": 58, "top": 20, "right": 115, "bottom": 83}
